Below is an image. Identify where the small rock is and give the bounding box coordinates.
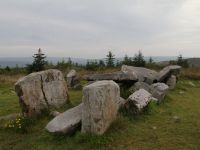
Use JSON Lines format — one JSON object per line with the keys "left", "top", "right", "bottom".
{"left": 179, "top": 91, "right": 184, "bottom": 94}
{"left": 2, "top": 113, "right": 20, "bottom": 120}
{"left": 152, "top": 127, "right": 156, "bottom": 129}
{"left": 151, "top": 97, "right": 159, "bottom": 103}
{"left": 189, "top": 82, "right": 195, "bottom": 87}
{"left": 49, "top": 111, "right": 60, "bottom": 117}
{"left": 172, "top": 116, "right": 179, "bottom": 120}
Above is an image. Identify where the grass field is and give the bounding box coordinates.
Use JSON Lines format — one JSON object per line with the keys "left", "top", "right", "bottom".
{"left": 0, "top": 75, "right": 200, "bottom": 150}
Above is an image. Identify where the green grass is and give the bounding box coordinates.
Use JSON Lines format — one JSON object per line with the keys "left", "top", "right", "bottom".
{"left": 0, "top": 78, "right": 200, "bottom": 149}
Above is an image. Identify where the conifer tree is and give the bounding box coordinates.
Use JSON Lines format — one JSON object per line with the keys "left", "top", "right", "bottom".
{"left": 132, "top": 50, "right": 146, "bottom": 67}
{"left": 26, "top": 48, "right": 47, "bottom": 73}
{"left": 106, "top": 51, "right": 115, "bottom": 68}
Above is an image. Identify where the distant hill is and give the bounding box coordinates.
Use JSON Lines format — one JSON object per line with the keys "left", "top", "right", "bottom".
{"left": 0, "top": 56, "right": 179, "bottom": 68}
{"left": 156, "top": 57, "right": 200, "bottom": 68}
{"left": 187, "top": 58, "right": 200, "bottom": 68}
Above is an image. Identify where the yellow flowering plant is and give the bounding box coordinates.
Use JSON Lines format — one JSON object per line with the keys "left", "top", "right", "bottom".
{"left": 4, "top": 113, "right": 35, "bottom": 133}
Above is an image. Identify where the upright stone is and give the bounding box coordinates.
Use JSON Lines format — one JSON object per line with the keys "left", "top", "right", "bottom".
{"left": 82, "top": 80, "right": 120, "bottom": 135}
{"left": 66, "top": 70, "right": 82, "bottom": 89}
{"left": 166, "top": 75, "right": 177, "bottom": 90}
{"left": 124, "top": 89, "right": 152, "bottom": 115}
{"left": 15, "top": 69, "right": 70, "bottom": 117}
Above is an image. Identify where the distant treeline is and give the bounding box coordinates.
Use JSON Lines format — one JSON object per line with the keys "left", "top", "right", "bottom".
{"left": 0, "top": 49, "right": 198, "bottom": 75}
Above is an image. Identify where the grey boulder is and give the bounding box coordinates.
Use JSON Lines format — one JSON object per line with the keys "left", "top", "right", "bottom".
{"left": 150, "top": 83, "right": 169, "bottom": 104}
{"left": 130, "top": 82, "right": 151, "bottom": 93}
{"left": 15, "top": 69, "right": 70, "bottom": 117}
{"left": 121, "top": 65, "right": 158, "bottom": 85}
{"left": 66, "top": 70, "right": 82, "bottom": 89}
{"left": 125, "top": 89, "right": 152, "bottom": 115}
{"left": 83, "top": 71, "right": 138, "bottom": 83}
{"left": 156, "top": 65, "right": 181, "bottom": 82}
{"left": 166, "top": 75, "right": 177, "bottom": 90}
{"left": 46, "top": 103, "right": 83, "bottom": 135}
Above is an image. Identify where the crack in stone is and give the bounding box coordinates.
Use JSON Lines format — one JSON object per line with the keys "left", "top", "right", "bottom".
{"left": 40, "top": 75, "right": 49, "bottom": 108}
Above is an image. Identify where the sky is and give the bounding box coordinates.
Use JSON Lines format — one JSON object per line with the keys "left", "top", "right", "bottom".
{"left": 0, "top": 0, "right": 200, "bottom": 59}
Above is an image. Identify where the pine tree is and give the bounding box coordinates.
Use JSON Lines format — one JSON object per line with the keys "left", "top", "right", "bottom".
{"left": 106, "top": 51, "right": 115, "bottom": 68}
{"left": 132, "top": 50, "right": 146, "bottom": 67}
{"left": 148, "top": 56, "right": 153, "bottom": 63}
{"left": 177, "top": 54, "right": 189, "bottom": 68}
{"left": 26, "top": 48, "right": 47, "bottom": 73}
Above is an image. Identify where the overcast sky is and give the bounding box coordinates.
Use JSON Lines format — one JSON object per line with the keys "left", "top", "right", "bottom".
{"left": 0, "top": 0, "right": 200, "bottom": 59}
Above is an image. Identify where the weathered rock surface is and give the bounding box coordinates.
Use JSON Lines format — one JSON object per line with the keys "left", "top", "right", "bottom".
{"left": 130, "top": 82, "right": 151, "bottom": 92}
{"left": 83, "top": 71, "right": 138, "bottom": 83}
{"left": 46, "top": 103, "right": 83, "bottom": 135}
{"left": 66, "top": 70, "right": 82, "bottom": 89}
{"left": 2, "top": 113, "right": 20, "bottom": 121}
{"left": 121, "top": 65, "right": 158, "bottom": 84}
{"left": 15, "top": 69, "right": 70, "bottom": 117}
{"left": 150, "top": 83, "right": 169, "bottom": 103}
{"left": 118, "top": 97, "right": 126, "bottom": 108}
{"left": 156, "top": 65, "right": 181, "bottom": 82}
{"left": 166, "top": 75, "right": 177, "bottom": 90}
{"left": 124, "top": 89, "right": 152, "bottom": 115}
{"left": 82, "top": 80, "right": 120, "bottom": 135}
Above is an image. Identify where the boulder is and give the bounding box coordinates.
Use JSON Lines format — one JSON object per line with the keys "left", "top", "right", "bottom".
{"left": 156, "top": 65, "right": 181, "bottom": 82}
{"left": 166, "top": 75, "right": 177, "bottom": 90}
{"left": 82, "top": 80, "right": 120, "bottom": 135}
{"left": 150, "top": 83, "right": 169, "bottom": 104}
{"left": 130, "top": 82, "right": 151, "bottom": 93}
{"left": 49, "top": 111, "right": 60, "bottom": 117}
{"left": 15, "top": 69, "right": 70, "bottom": 117}
{"left": 46, "top": 103, "right": 83, "bottom": 135}
{"left": 83, "top": 71, "right": 138, "bottom": 83}
{"left": 66, "top": 70, "right": 82, "bottom": 89}
{"left": 118, "top": 97, "right": 126, "bottom": 108}
{"left": 2, "top": 113, "right": 20, "bottom": 121}
{"left": 124, "top": 89, "right": 152, "bottom": 115}
{"left": 121, "top": 65, "right": 158, "bottom": 84}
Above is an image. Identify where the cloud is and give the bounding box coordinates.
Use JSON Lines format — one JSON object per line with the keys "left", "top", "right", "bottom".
{"left": 0, "top": 0, "right": 200, "bottom": 58}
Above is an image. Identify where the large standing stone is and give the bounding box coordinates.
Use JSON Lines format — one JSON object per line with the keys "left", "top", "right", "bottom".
{"left": 156, "top": 65, "right": 181, "bottom": 82}
{"left": 124, "top": 89, "right": 152, "bottom": 115}
{"left": 66, "top": 70, "right": 82, "bottom": 89}
{"left": 166, "top": 75, "right": 177, "bottom": 90}
{"left": 150, "top": 83, "right": 169, "bottom": 104}
{"left": 82, "top": 80, "right": 120, "bottom": 135}
{"left": 121, "top": 65, "right": 158, "bottom": 85}
{"left": 83, "top": 71, "right": 138, "bottom": 83}
{"left": 46, "top": 103, "right": 83, "bottom": 135}
{"left": 15, "top": 69, "right": 70, "bottom": 117}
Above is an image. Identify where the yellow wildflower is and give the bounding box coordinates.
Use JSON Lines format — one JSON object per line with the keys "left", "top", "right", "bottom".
{"left": 5, "top": 125, "right": 7, "bottom": 127}
{"left": 19, "top": 124, "right": 21, "bottom": 126}
{"left": 19, "top": 126, "right": 21, "bottom": 128}
{"left": 18, "top": 119, "right": 20, "bottom": 120}
{"left": 16, "top": 121, "right": 19, "bottom": 123}
{"left": 9, "top": 125, "right": 12, "bottom": 127}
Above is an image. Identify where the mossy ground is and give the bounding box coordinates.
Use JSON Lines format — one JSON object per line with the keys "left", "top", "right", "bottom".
{"left": 0, "top": 78, "right": 200, "bottom": 150}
